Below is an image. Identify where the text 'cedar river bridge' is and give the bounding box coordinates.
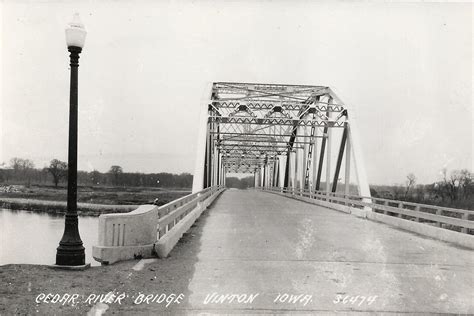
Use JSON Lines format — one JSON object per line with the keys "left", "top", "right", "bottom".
{"left": 91, "top": 82, "right": 473, "bottom": 314}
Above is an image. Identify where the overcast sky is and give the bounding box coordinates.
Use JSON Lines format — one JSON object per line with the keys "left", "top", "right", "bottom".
{"left": 1, "top": 0, "right": 472, "bottom": 185}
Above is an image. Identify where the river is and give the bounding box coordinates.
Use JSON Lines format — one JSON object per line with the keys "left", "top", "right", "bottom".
{"left": 0, "top": 208, "right": 100, "bottom": 266}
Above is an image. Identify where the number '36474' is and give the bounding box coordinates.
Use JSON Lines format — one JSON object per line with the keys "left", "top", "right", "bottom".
{"left": 333, "top": 295, "right": 378, "bottom": 306}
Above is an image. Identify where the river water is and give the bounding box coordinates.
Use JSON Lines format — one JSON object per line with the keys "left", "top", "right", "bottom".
{"left": 0, "top": 208, "right": 99, "bottom": 266}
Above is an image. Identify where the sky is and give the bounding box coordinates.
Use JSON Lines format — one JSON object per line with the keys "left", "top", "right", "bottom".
{"left": 1, "top": 0, "right": 472, "bottom": 185}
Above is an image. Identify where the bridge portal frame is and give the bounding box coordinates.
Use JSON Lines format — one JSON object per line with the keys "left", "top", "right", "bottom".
{"left": 192, "top": 82, "right": 370, "bottom": 200}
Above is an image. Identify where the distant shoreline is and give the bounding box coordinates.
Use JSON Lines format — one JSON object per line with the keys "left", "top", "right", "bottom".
{"left": 0, "top": 197, "right": 138, "bottom": 217}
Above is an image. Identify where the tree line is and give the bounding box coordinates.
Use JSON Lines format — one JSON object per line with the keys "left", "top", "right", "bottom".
{"left": 0, "top": 157, "right": 193, "bottom": 188}
{"left": 371, "top": 169, "right": 474, "bottom": 210}
{"left": 225, "top": 176, "right": 254, "bottom": 189}
{"left": 2, "top": 157, "right": 472, "bottom": 209}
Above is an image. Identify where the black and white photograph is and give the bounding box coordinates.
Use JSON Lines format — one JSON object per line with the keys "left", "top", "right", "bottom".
{"left": 0, "top": 0, "right": 472, "bottom": 314}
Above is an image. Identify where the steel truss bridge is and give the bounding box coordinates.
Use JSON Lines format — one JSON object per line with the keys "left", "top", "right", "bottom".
{"left": 92, "top": 82, "right": 474, "bottom": 314}
{"left": 192, "top": 82, "right": 370, "bottom": 198}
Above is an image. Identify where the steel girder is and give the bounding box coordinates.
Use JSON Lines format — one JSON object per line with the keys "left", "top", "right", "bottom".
{"left": 208, "top": 82, "right": 346, "bottom": 175}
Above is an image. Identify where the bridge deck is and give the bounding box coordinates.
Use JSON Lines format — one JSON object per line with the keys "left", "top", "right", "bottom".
{"left": 182, "top": 189, "right": 473, "bottom": 313}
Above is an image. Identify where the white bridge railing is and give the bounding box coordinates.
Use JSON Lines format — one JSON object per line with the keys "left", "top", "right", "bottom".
{"left": 93, "top": 185, "right": 225, "bottom": 264}
{"left": 262, "top": 186, "right": 474, "bottom": 249}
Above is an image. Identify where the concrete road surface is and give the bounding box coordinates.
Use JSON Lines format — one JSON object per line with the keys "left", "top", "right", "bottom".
{"left": 181, "top": 189, "right": 473, "bottom": 314}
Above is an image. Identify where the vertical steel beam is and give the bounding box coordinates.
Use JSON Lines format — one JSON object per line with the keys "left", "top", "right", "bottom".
{"left": 220, "top": 153, "right": 224, "bottom": 186}
{"left": 266, "top": 163, "right": 272, "bottom": 187}
{"left": 293, "top": 148, "right": 299, "bottom": 190}
{"left": 215, "top": 148, "right": 218, "bottom": 186}
{"left": 263, "top": 163, "right": 266, "bottom": 187}
{"left": 288, "top": 152, "right": 293, "bottom": 190}
{"left": 326, "top": 97, "right": 333, "bottom": 193}
{"left": 211, "top": 145, "right": 217, "bottom": 186}
{"left": 274, "top": 159, "right": 279, "bottom": 188}
{"left": 274, "top": 158, "right": 277, "bottom": 188}
{"left": 203, "top": 127, "right": 209, "bottom": 188}
{"left": 209, "top": 127, "right": 214, "bottom": 187}
{"left": 301, "top": 127, "right": 308, "bottom": 190}
{"left": 284, "top": 148, "right": 291, "bottom": 188}
{"left": 221, "top": 163, "right": 223, "bottom": 186}
{"left": 207, "top": 118, "right": 213, "bottom": 187}
{"left": 279, "top": 155, "right": 286, "bottom": 188}
{"left": 283, "top": 102, "right": 309, "bottom": 188}
{"left": 315, "top": 135, "right": 326, "bottom": 191}
{"left": 224, "top": 166, "right": 227, "bottom": 186}
{"left": 311, "top": 127, "right": 319, "bottom": 194}
{"left": 268, "top": 163, "right": 273, "bottom": 187}
{"left": 214, "top": 147, "right": 218, "bottom": 186}
{"left": 294, "top": 138, "right": 299, "bottom": 190}
{"left": 299, "top": 145, "right": 304, "bottom": 191}
{"left": 221, "top": 165, "right": 225, "bottom": 186}
{"left": 315, "top": 99, "right": 331, "bottom": 190}
{"left": 332, "top": 123, "right": 348, "bottom": 192}
{"left": 344, "top": 129, "right": 351, "bottom": 196}
{"left": 267, "top": 164, "right": 270, "bottom": 187}
{"left": 216, "top": 149, "right": 220, "bottom": 186}
{"left": 304, "top": 96, "right": 320, "bottom": 191}
{"left": 304, "top": 121, "right": 316, "bottom": 189}
{"left": 205, "top": 125, "right": 211, "bottom": 188}
{"left": 268, "top": 161, "right": 272, "bottom": 188}
{"left": 268, "top": 163, "right": 272, "bottom": 187}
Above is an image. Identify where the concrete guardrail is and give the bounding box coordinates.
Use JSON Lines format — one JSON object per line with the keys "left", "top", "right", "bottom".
{"left": 262, "top": 186, "right": 474, "bottom": 249}
{"left": 93, "top": 185, "right": 225, "bottom": 264}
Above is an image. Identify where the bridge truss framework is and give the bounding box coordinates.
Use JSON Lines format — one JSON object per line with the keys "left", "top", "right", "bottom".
{"left": 192, "top": 82, "right": 370, "bottom": 197}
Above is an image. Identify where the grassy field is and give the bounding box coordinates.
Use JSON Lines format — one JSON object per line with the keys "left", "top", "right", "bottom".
{"left": 0, "top": 184, "right": 191, "bottom": 216}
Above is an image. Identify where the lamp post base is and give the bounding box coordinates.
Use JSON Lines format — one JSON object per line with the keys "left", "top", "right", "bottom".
{"left": 49, "top": 263, "right": 90, "bottom": 270}
{"left": 56, "top": 242, "right": 86, "bottom": 266}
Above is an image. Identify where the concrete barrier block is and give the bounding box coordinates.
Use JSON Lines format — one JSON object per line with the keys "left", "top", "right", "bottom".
{"left": 97, "top": 205, "right": 158, "bottom": 247}
{"left": 92, "top": 244, "right": 155, "bottom": 265}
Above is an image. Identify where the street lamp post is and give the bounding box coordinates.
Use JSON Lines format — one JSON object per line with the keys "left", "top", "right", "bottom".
{"left": 56, "top": 13, "right": 88, "bottom": 267}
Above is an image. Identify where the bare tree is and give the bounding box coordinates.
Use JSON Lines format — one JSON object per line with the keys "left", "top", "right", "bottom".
{"left": 10, "top": 157, "right": 35, "bottom": 185}
{"left": 10, "top": 157, "right": 34, "bottom": 171}
{"left": 458, "top": 169, "right": 473, "bottom": 199}
{"left": 21, "top": 159, "right": 35, "bottom": 170}
{"left": 108, "top": 165, "right": 123, "bottom": 186}
{"left": 405, "top": 173, "right": 416, "bottom": 198}
{"left": 91, "top": 170, "right": 102, "bottom": 185}
{"left": 436, "top": 168, "right": 474, "bottom": 202}
{"left": 10, "top": 157, "right": 24, "bottom": 172}
{"left": 46, "top": 159, "right": 68, "bottom": 188}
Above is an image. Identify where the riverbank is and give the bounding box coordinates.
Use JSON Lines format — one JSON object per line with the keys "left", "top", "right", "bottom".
{"left": 0, "top": 217, "right": 203, "bottom": 315}
{"left": 0, "top": 197, "right": 137, "bottom": 216}
{"left": 0, "top": 184, "right": 191, "bottom": 216}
